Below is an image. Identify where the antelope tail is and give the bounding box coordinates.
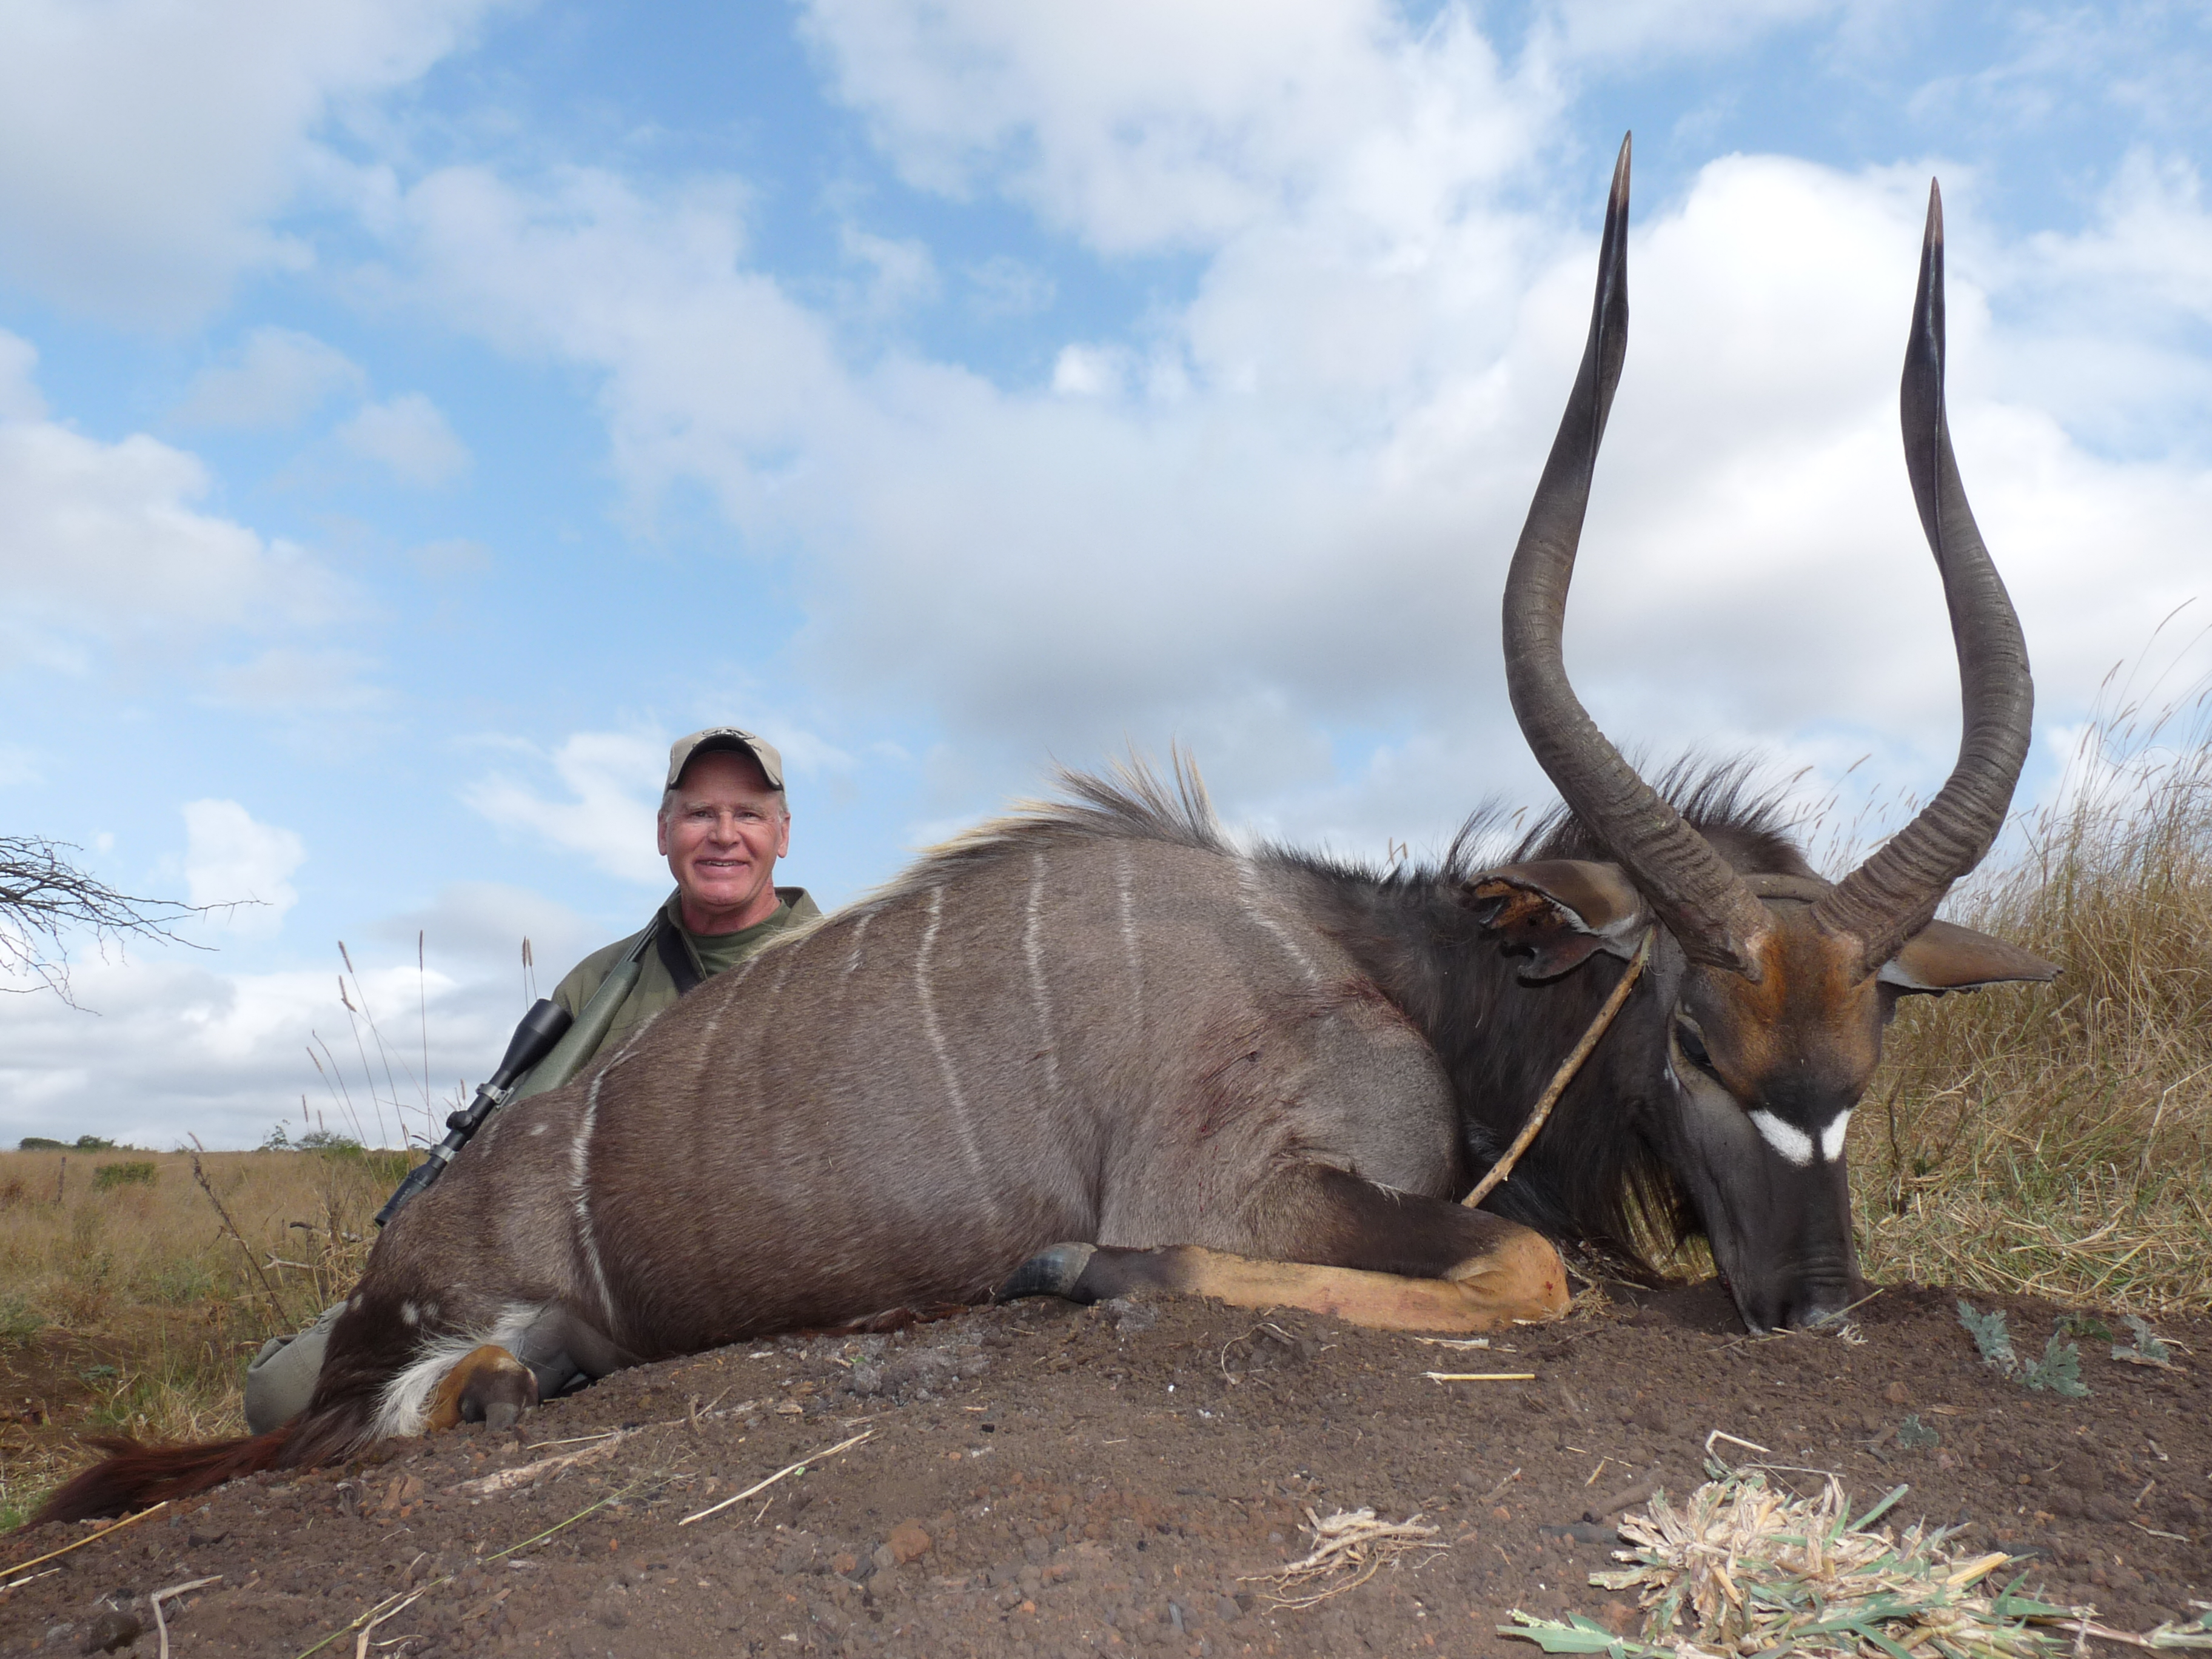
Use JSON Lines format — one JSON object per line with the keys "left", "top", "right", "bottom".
{"left": 30, "top": 1388, "right": 378, "bottom": 1524}
{"left": 32, "top": 1427, "right": 296, "bottom": 1524}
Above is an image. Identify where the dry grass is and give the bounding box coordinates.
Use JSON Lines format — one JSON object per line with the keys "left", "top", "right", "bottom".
{"left": 1849, "top": 682, "right": 2212, "bottom": 1315}
{"left": 1506, "top": 1470, "right": 2212, "bottom": 1657}
{"left": 0, "top": 1147, "right": 401, "bottom": 1528}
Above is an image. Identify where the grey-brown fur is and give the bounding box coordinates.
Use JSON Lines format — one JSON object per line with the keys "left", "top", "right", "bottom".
{"left": 366, "top": 762, "right": 1461, "bottom": 1378}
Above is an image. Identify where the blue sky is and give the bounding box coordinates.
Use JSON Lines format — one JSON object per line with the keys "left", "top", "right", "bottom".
{"left": 4, "top": 0, "right": 2210, "bottom": 1150}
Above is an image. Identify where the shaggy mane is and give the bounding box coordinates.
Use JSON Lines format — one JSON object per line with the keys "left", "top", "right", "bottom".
{"left": 854, "top": 751, "right": 1224, "bottom": 912}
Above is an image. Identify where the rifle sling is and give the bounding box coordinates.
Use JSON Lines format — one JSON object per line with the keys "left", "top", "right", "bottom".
{"left": 656, "top": 914, "right": 705, "bottom": 996}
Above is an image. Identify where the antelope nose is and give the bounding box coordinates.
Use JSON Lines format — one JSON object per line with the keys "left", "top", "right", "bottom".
{"left": 1778, "top": 1276, "right": 1856, "bottom": 1330}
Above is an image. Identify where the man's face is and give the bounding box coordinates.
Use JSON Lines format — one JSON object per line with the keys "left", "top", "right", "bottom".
{"left": 656, "top": 749, "right": 791, "bottom": 933}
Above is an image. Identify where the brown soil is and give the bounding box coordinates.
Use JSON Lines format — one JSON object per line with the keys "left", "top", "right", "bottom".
{"left": 2, "top": 1281, "right": 2205, "bottom": 1658}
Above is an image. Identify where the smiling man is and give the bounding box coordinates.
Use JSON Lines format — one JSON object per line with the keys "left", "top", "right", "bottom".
{"left": 537, "top": 727, "right": 820, "bottom": 1062}
{"left": 242, "top": 726, "right": 817, "bottom": 1435}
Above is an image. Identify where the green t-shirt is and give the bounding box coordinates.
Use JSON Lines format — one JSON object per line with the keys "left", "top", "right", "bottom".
{"left": 686, "top": 904, "right": 803, "bottom": 977}
{"left": 520, "top": 886, "right": 821, "bottom": 1090}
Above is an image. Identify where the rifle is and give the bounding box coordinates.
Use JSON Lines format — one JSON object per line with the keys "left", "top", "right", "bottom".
{"left": 374, "top": 997, "right": 571, "bottom": 1227}
{"left": 374, "top": 918, "right": 666, "bottom": 1226}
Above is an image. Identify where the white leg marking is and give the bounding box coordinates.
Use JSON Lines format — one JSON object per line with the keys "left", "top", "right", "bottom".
{"left": 1024, "top": 851, "right": 1061, "bottom": 1098}
{"left": 372, "top": 1300, "right": 546, "bottom": 1440}
{"left": 1818, "top": 1109, "right": 1852, "bottom": 1164}
{"left": 1236, "top": 857, "right": 1321, "bottom": 982}
{"left": 569, "top": 1076, "right": 618, "bottom": 1324}
{"left": 916, "top": 886, "right": 988, "bottom": 1181}
{"left": 1749, "top": 1110, "right": 1815, "bottom": 1168}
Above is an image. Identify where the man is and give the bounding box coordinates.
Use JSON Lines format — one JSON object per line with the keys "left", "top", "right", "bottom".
{"left": 532, "top": 727, "right": 819, "bottom": 1067}
{"left": 243, "top": 726, "right": 819, "bottom": 1433}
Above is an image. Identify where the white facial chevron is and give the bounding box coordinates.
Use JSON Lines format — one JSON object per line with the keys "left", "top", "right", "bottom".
{"left": 1749, "top": 1110, "right": 1814, "bottom": 1167}
{"left": 1749, "top": 1108, "right": 1852, "bottom": 1167}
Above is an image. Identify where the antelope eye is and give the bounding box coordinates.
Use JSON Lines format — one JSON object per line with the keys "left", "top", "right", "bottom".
{"left": 1675, "top": 1019, "right": 1715, "bottom": 1072}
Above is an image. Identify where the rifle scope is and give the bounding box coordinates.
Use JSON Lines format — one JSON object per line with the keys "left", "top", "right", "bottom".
{"left": 374, "top": 996, "right": 574, "bottom": 1227}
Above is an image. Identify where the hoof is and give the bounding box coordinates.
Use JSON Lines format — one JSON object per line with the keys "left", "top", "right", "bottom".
{"left": 995, "top": 1242, "right": 1098, "bottom": 1303}
{"left": 427, "top": 1344, "right": 540, "bottom": 1433}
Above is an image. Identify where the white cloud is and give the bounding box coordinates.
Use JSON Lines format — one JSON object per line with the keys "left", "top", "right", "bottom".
{"left": 204, "top": 646, "right": 390, "bottom": 714}
{"left": 0, "top": 407, "right": 342, "bottom": 658}
{"left": 464, "top": 732, "right": 669, "bottom": 885}
{"left": 377, "top": 882, "right": 597, "bottom": 979}
{"left": 183, "top": 799, "right": 306, "bottom": 936}
{"left": 840, "top": 224, "right": 940, "bottom": 318}
{"left": 799, "top": 0, "right": 1542, "bottom": 255}
{"left": 1050, "top": 344, "right": 1124, "bottom": 397}
{"left": 964, "top": 254, "right": 1054, "bottom": 318}
{"left": 338, "top": 392, "right": 472, "bottom": 486}
{"left": 320, "top": 5, "right": 2209, "bottom": 883}
{"left": 0, "top": 953, "right": 502, "bottom": 1151}
{"left": 0, "top": 330, "right": 45, "bottom": 421}
{"left": 0, "top": 0, "right": 503, "bottom": 325}
{"left": 174, "top": 326, "right": 365, "bottom": 429}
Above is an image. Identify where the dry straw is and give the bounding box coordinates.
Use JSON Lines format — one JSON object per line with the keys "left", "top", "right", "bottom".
{"left": 1504, "top": 1470, "right": 2212, "bottom": 1658}
{"left": 1243, "top": 1506, "right": 1444, "bottom": 1608}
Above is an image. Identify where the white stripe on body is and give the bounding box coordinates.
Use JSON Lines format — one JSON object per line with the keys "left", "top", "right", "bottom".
{"left": 372, "top": 1300, "right": 546, "bottom": 1439}
{"left": 842, "top": 911, "right": 872, "bottom": 988}
{"left": 1024, "top": 851, "right": 1061, "bottom": 1098}
{"left": 569, "top": 1073, "right": 619, "bottom": 1327}
{"left": 1116, "top": 845, "right": 1144, "bottom": 1023}
{"left": 1236, "top": 857, "right": 1322, "bottom": 982}
{"left": 916, "top": 885, "right": 990, "bottom": 1183}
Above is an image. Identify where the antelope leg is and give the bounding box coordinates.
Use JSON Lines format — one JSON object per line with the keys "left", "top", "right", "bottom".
{"left": 998, "top": 1165, "right": 1571, "bottom": 1333}
{"left": 426, "top": 1344, "right": 539, "bottom": 1432}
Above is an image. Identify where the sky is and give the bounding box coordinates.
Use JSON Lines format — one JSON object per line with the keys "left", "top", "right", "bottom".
{"left": 3, "top": 0, "right": 2210, "bottom": 1151}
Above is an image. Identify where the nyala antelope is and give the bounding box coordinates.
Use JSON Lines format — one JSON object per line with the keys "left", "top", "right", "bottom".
{"left": 35, "top": 138, "right": 2053, "bottom": 1524}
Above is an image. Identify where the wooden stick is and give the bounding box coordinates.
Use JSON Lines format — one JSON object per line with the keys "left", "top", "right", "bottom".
{"left": 0, "top": 1501, "right": 169, "bottom": 1582}
{"left": 1423, "top": 1372, "right": 1536, "bottom": 1382}
{"left": 677, "top": 1430, "right": 873, "bottom": 1527}
{"left": 151, "top": 1575, "right": 221, "bottom": 1659}
{"left": 1464, "top": 929, "right": 1652, "bottom": 1210}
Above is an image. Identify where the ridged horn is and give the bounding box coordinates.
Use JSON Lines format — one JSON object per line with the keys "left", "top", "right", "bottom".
{"left": 1502, "top": 133, "right": 1773, "bottom": 976}
{"left": 1810, "top": 182, "right": 2034, "bottom": 973}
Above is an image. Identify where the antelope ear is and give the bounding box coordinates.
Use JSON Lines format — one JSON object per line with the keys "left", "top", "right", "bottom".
{"left": 1879, "top": 920, "right": 2059, "bottom": 993}
{"left": 1465, "top": 859, "right": 1648, "bottom": 982}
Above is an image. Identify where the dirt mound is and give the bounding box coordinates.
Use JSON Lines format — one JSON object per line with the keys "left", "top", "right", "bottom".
{"left": 3, "top": 1281, "right": 2204, "bottom": 1657}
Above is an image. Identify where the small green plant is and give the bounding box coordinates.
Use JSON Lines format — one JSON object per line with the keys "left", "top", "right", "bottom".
{"left": 92, "top": 1160, "right": 158, "bottom": 1191}
{"left": 1895, "top": 1414, "right": 1940, "bottom": 1451}
{"left": 0, "top": 1293, "right": 40, "bottom": 1339}
{"left": 2112, "top": 1315, "right": 2177, "bottom": 1369}
{"left": 1956, "top": 1300, "right": 2090, "bottom": 1397}
{"left": 1957, "top": 1299, "right": 2016, "bottom": 1369}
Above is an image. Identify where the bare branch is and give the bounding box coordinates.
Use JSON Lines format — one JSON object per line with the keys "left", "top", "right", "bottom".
{"left": 0, "top": 834, "right": 240, "bottom": 1008}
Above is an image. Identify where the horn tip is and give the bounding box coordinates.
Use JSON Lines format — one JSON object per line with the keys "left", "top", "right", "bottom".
{"left": 1924, "top": 178, "right": 1943, "bottom": 243}
{"left": 1609, "top": 133, "right": 1632, "bottom": 207}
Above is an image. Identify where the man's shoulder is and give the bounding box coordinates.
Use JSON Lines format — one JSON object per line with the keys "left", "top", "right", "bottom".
{"left": 551, "top": 916, "right": 662, "bottom": 1013}
{"left": 777, "top": 887, "right": 822, "bottom": 922}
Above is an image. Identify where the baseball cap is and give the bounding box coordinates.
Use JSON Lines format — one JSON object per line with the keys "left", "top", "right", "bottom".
{"left": 665, "top": 727, "right": 785, "bottom": 793}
